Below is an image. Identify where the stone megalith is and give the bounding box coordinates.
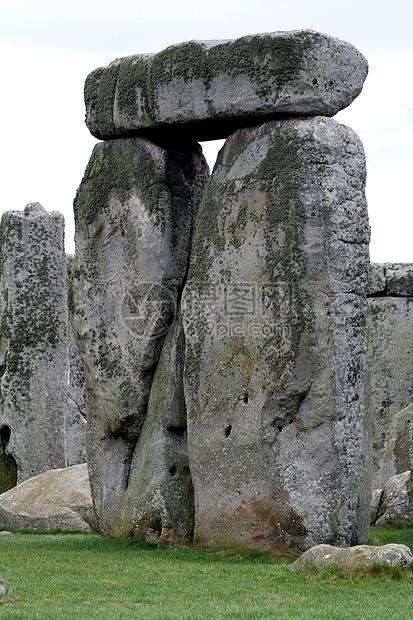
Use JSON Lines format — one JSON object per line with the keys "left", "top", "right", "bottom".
{"left": 70, "top": 137, "right": 208, "bottom": 543}
{"left": 0, "top": 203, "right": 86, "bottom": 487}
{"left": 66, "top": 255, "right": 87, "bottom": 466}
{"left": 366, "top": 263, "right": 413, "bottom": 488}
{"left": 182, "top": 117, "right": 371, "bottom": 550}
{"left": 85, "top": 30, "right": 368, "bottom": 142}
{"left": 376, "top": 403, "right": 413, "bottom": 488}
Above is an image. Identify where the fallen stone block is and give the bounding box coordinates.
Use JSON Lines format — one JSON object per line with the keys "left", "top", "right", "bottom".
{"left": 290, "top": 543, "right": 413, "bottom": 571}
{"left": 85, "top": 30, "right": 368, "bottom": 141}
{"left": 0, "top": 464, "right": 96, "bottom": 532}
{"left": 375, "top": 470, "right": 413, "bottom": 527}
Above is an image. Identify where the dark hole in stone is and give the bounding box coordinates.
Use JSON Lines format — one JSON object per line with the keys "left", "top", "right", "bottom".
{"left": 169, "top": 465, "right": 177, "bottom": 476}
{"left": 0, "top": 426, "right": 17, "bottom": 493}
{"left": 243, "top": 392, "right": 249, "bottom": 404}
{"left": 148, "top": 516, "right": 162, "bottom": 533}
{"left": 167, "top": 425, "right": 186, "bottom": 436}
{"left": 277, "top": 424, "right": 283, "bottom": 432}
{"left": 224, "top": 425, "right": 232, "bottom": 438}
{"left": 0, "top": 426, "right": 11, "bottom": 449}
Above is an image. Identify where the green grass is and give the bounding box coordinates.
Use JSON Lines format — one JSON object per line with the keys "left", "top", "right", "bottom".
{"left": 0, "top": 527, "right": 411, "bottom": 619}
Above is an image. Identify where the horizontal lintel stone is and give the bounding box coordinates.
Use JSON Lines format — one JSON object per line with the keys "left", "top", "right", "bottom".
{"left": 85, "top": 30, "right": 368, "bottom": 142}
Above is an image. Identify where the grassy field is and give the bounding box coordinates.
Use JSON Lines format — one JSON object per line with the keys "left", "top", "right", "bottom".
{"left": 0, "top": 526, "right": 412, "bottom": 619}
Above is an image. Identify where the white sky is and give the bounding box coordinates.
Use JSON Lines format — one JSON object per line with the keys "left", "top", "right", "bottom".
{"left": 0, "top": 0, "right": 412, "bottom": 261}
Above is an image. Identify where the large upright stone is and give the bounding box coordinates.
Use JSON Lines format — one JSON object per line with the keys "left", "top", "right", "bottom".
{"left": 70, "top": 137, "right": 208, "bottom": 542}
{"left": 66, "top": 255, "right": 87, "bottom": 466}
{"left": 0, "top": 203, "right": 85, "bottom": 486}
{"left": 367, "top": 263, "right": 413, "bottom": 488}
{"left": 85, "top": 31, "right": 368, "bottom": 142}
{"left": 182, "top": 117, "right": 371, "bottom": 550}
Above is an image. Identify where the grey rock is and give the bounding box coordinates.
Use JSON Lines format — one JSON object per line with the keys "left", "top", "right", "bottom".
{"left": 370, "top": 488, "right": 385, "bottom": 525}
{"left": 375, "top": 470, "right": 413, "bottom": 527}
{"left": 102, "top": 312, "right": 194, "bottom": 544}
{"left": 366, "top": 262, "right": 413, "bottom": 297}
{"left": 367, "top": 298, "right": 413, "bottom": 487}
{"left": 70, "top": 137, "right": 208, "bottom": 542}
{"left": 85, "top": 30, "right": 368, "bottom": 142}
{"left": 0, "top": 463, "right": 96, "bottom": 532}
{"left": 0, "top": 531, "right": 14, "bottom": 536}
{"left": 0, "top": 575, "right": 6, "bottom": 596}
{"left": 384, "top": 263, "right": 413, "bottom": 297}
{"left": 65, "top": 331, "right": 87, "bottom": 465}
{"left": 290, "top": 543, "right": 413, "bottom": 572}
{"left": 182, "top": 117, "right": 371, "bottom": 551}
{"left": 377, "top": 404, "right": 413, "bottom": 488}
{"left": 0, "top": 203, "right": 85, "bottom": 487}
{"left": 66, "top": 255, "right": 87, "bottom": 466}
{"left": 366, "top": 263, "right": 386, "bottom": 296}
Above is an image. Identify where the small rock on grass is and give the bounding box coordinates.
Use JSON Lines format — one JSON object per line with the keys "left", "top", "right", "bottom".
{"left": 290, "top": 543, "right": 413, "bottom": 572}
{"left": 0, "top": 576, "right": 6, "bottom": 596}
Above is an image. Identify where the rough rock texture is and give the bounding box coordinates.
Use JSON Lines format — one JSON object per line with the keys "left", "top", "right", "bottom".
{"left": 370, "top": 488, "right": 385, "bottom": 525}
{"left": 290, "top": 543, "right": 413, "bottom": 572}
{"left": 367, "top": 263, "right": 413, "bottom": 488}
{"left": 70, "top": 137, "right": 208, "bottom": 543}
{"left": 377, "top": 404, "right": 413, "bottom": 487}
{"left": 66, "top": 255, "right": 87, "bottom": 466}
{"left": 0, "top": 576, "right": 6, "bottom": 596}
{"left": 0, "top": 204, "right": 86, "bottom": 488}
{"left": 375, "top": 470, "right": 413, "bottom": 527}
{"left": 182, "top": 117, "right": 371, "bottom": 551}
{"left": 0, "top": 464, "right": 96, "bottom": 532}
{"left": 104, "top": 312, "right": 194, "bottom": 544}
{"left": 85, "top": 30, "right": 368, "bottom": 142}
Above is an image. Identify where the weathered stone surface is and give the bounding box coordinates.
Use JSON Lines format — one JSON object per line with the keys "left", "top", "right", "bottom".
{"left": 85, "top": 30, "right": 368, "bottom": 142}
{"left": 385, "top": 263, "right": 413, "bottom": 297}
{"left": 104, "top": 312, "right": 194, "bottom": 544}
{"left": 366, "top": 263, "right": 386, "bottom": 295}
{"left": 182, "top": 117, "right": 371, "bottom": 551}
{"left": 0, "top": 204, "right": 86, "bottom": 487}
{"left": 377, "top": 404, "right": 413, "bottom": 487}
{"left": 370, "top": 488, "right": 385, "bottom": 525}
{"left": 70, "top": 138, "right": 208, "bottom": 542}
{"left": 375, "top": 470, "right": 413, "bottom": 527}
{"left": 290, "top": 543, "right": 413, "bottom": 572}
{"left": 367, "top": 266, "right": 413, "bottom": 488}
{"left": 0, "top": 576, "right": 6, "bottom": 596}
{"left": 66, "top": 255, "right": 87, "bottom": 466}
{"left": 0, "top": 464, "right": 96, "bottom": 532}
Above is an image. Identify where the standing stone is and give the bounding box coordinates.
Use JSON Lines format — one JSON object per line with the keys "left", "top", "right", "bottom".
{"left": 0, "top": 203, "right": 85, "bottom": 485}
{"left": 85, "top": 31, "right": 368, "bottom": 142}
{"left": 66, "top": 255, "right": 87, "bottom": 466}
{"left": 377, "top": 403, "right": 413, "bottom": 487}
{"left": 70, "top": 137, "right": 208, "bottom": 542}
{"left": 182, "top": 117, "right": 371, "bottom": 550}
{"left": 367, "top": 263, "right": 413, "bottom": 488}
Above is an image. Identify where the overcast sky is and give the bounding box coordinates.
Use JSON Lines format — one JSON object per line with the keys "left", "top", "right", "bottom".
{"left": 0, "top": 0, "right": 412, "bottom": 261}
